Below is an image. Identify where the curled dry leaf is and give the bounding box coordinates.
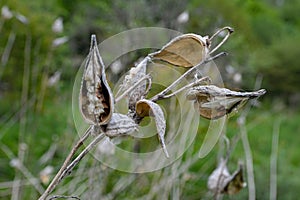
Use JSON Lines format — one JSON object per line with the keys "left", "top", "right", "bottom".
{"left": 119, "top": 58, "right": 148, "bottom": 111}
{"left": 103, "top": 113, "right": 138, "bottom": 138}
{"left": 208, "top": 159, "right": 246, "bottom": 195}
{"left": 136, "top": 99, "right": 169, "bottom": 158}
{"left": 186, "top": 85, "right": 266, "bottom": 120}
{"left": 149, "top": 34, "right": 210, "bottom": 68}
{"left": 79, "top": 35, "right": 114, "bottom": 125}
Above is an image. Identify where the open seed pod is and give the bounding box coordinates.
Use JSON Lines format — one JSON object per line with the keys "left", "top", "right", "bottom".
{"left": 149, "top": 27, "right": 234, "bottom": 68}
{"left": 136, "top": 99, "right": 169, "bottom": 158}
{"left": 186, "top": 85, "right": 266, "bottom": 119}
{"left": 120, "top": 58, "right": 148, "bottom": 111}
{"left": 79, "top": 35, "right": 114, "bottom": 125}
{"left": 222, "top": 163, "right": 246, "bottom": 195}
{"left": 208, "top": 159, "right": 246, "bottom": 195}
{"left": 149, "top": 34, "right": 210, "bottom": 68}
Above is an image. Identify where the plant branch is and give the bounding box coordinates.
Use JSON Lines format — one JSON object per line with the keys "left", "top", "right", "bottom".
{"left": 56, "top": 132, "right": 105, "bottom": 184}
{"left": 161, "top": 76, "right": 211, "bottom": 99}
{"left": 38, "top": 126, "right": 92, "bottom": 200}
{"left": 239, "top": 117, "right": 255, "bottom": 200}
{"left": 150, "top": 52, "right": 227, "bottom": 102}
{"left": 270, "top": 118, "right": 281, "bottom": 200}
{"left": 49, "top": 195, "right": 80, "bottom": 200}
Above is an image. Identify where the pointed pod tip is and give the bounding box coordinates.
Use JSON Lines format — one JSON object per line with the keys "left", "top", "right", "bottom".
{"left": 164, "top": 149, "right": 170, "bottom": 158}
{"left": 258, "top": 89, "right": 267, "bottom": 96}
{"left": 90, "top": 34, "right": 97, "bottom": 49}
{"left": 228, "top": 27, "right": 234, "bottom": 33}
{"left": 162, "top": 147, "right": 170, "bottom": 158}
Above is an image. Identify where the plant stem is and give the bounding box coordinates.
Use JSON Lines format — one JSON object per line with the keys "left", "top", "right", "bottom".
{"left": 56, "top": 132, "right": 105, "bottom": 185}
{"left": 38, "top": 126, "right": 92, "bottom": 200}
{"left": 150, "top": 52, "right": 227, "bottom": 102}
{"left": 161, "top": 76, "right": 210, "bottom": 99}
{"left": 270, "top": 118, "right": 281, "bottom": 200}
{"left": 239, "top": 117, "right": 256, "bottom": 200}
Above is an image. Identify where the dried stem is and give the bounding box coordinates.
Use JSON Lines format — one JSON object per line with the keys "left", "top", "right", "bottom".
{"left": 49, "top": 195, "right": 80, "bottom": 200}
{"left": 56, "top": 132, "right": 105, "bottom": 185}
{"left": 270, "top": 118, "right": 281, "bottom": 200}
{"left": 150, "top": 52, "right": 227, "bottom": 102}
{"left": 239, "top": 117, "right": 255, "bottom": 200}
{"left": 162, "top": 76, "right": 211, "bottom": 99}
{"left": 38, "top": 127, "right": 92, "bottom": 200}
{"left": 209, "top": 27, "right": 234, "bottom": 54}
{"left": 0, "top": 31, "right": 16, "bottom": 79}
{"left": 237, "top": 75, "right": 263, "bottom": 200}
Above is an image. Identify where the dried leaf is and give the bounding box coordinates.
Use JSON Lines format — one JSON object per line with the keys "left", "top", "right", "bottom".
{"left": 186, "top": 85, "right": 266, "bottom": 119}
{"left": 149, "top": 34, "right": 210, "bottom": 67}
{"left": 136, "top": 99, "right": 169, "bottom": 158}
{"left": 79, "top": 35, "right": 114, "bottom": 125}
{"left": 103, "top": 113, "right": 138, "bottom": 137}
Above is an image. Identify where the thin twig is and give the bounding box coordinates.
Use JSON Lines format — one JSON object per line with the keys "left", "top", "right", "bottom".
{"left": 0, "top": 142, "right": 44, "bottom": 195}
{"left": 11, "top": 159, "right": 45, "bottom": 194}
{"left": 239, "top": 118, "right": 255, "bottom": 200}
{"left": 270, "top": 118, "right": 281, "bottom": 200}
{"left": 0, "top": 31, "right": 16, "bottom": 79}
{"left": 55, "top": 132, "right": 105, "bottom": 186}
{"left": 49, "top": 195, "right": 81, "bottom": 200}
{"left": 162, "top": 76, "right": 211, "bottom": 99}
{"left": 38, "top": 127, "right": 92, "bottom": 200}
{"left": 150, "top": 52, "right": 227, "bottom": 102}
{"left": 237, "top": 75, "right": 263, "bottom": 200}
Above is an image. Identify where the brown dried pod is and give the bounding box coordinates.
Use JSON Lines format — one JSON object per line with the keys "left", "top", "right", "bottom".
{"left": 149, "top": 27, "right": 233, "bottom": 68}
{"left": 79, "top": 35, "right": 114, "bottom": 125}
{"left": 208, "top": 159, "right": 246, "bottom": 195}
{"left": 121, "top": 58, "right": 148, "bottom": 111}
{"left": 103, "top": 113, "right": 138, "bottom": 138}
{"left": 149, "top": 34, "right": 210, "bottom": 67}
{"left": 186, "top": 85, "right": 266, "bottom": 120}
{"left": 222, "top": 163, "right": 246, "bottom": 195}
{"left": 136, "top": 99, "right": 169, "bottom": 158}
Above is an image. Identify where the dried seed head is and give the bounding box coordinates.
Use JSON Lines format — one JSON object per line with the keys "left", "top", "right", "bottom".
{"left": 208, "top": 159, "right": 246, "bottom": 195}
{"left": 186, "top": 85, "right": 266, "bottom": 119}
{"left": 79, "top": 35, "right": 114, "bottom": 125}
{"left": 149, "top": 34, "right": 209, "bottom": 68}
{"left": 104, "top": 113, "right": 138, "bottom": 137}
{"left": 136, "top": 99, "right": 169, "bottom": 158}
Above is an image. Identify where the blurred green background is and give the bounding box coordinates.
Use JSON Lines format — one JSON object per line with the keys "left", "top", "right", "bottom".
{"left": 0, "top": 0, "right": 299, "bottom": 199}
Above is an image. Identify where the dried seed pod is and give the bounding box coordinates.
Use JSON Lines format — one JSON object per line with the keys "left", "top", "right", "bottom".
{"left": 149, "top": 27, "right": 233, "bottom": 68}
{"left": 186, "top": 85, "right": 266, "bottom": 119}
{"left": 79, "top": 35, "right": 114, "bottom": 125}
{"left": 119, "top": 57, "right": 148, "bottom": 111}
{"left": 207, "top": 158, "right": 230, "bottom": 193}
{"left": 104, "top": 113, "right": 138, "bottom": 138}
{"left": 149, "top": 34, "right": 210, "bottom": 68}
{"left": 136, "top": 99, "right": 169, "bottom": 158}
{"left": 222, "top": 163, "right": 246, "bottom": 195}
{"left": 208, "top": 159, "right": 246, "bottom": 195}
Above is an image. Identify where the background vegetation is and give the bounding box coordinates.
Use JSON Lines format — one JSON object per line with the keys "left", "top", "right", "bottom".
{"left": 0, "top": 0, "right": 299, "bottom": 199}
